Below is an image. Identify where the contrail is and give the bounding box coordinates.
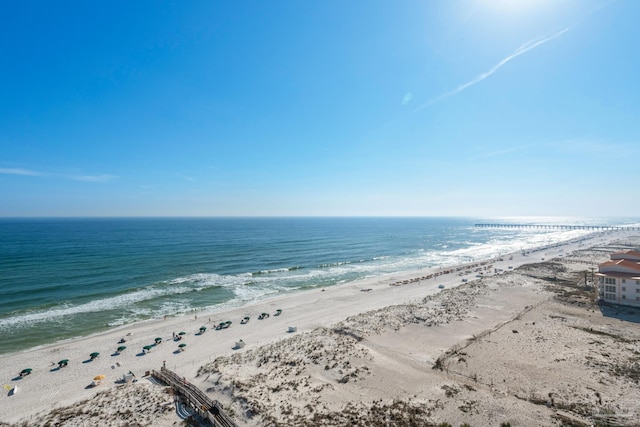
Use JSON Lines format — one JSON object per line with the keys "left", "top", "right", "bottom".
{"left": 417, "top": 28, "right": 569, "bottom": 109}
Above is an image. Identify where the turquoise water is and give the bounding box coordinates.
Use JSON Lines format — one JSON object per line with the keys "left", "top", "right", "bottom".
{"left": 0, "top": 216, "right": 635, "bottom": 354}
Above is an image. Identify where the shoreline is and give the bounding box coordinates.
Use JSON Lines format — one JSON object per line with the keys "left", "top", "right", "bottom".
{"left": 0, "top": 229, "right": 605, "bottom": 359}
{"left": 0, "top": 224, "right": 605, "bottom": 357}
{"left": 1, "top": 229, "right": 636, "bottom": 425}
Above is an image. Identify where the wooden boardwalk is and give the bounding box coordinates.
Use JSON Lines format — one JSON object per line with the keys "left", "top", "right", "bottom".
{"left": 475, "top": 223, "right": 640, "bottom": 231}
{"left": 151, "top": 367, "right": 237, "bottom": 427}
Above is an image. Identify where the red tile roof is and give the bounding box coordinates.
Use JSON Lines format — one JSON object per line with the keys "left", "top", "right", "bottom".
{"left": 599, "top": 259, "right": 640, "bottom": 272}
{"left": 612, "top": 250, "right": 640, "bottom": 258}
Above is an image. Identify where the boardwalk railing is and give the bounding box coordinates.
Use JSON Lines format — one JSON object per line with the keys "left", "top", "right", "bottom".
{"left": 475, "top": 224, "right": 640, "bottom": 231}
{"left": 152, "top": 367, "right": 237, "bottom": 427}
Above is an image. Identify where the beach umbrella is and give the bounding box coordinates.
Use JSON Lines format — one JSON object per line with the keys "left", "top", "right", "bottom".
{"left": 19, "top": 368, "right": 32, "bottom": 377}
{"left": 178, "top": 343, "right": 186, "bottom": 351}
{"left": 143, "top": 345, "right": 153, "bottom": 352}
{"left": 154, "top": 337, "right": 162, "bottom": 344}
{"left": 178, "top": 331, "right": 186, "bottom": 335}
{"left": 89, "top": 352, "right": 100, "bottom": 360}
{"left": 58, "top": 359, "right": 69, "bottom": 367}
{"left": 199, "top": 326, "right": 206, "bottom": 332}
{"left": 117, "top": 346, "right": 126, "bottom": 353}
{"left": 93, "top": 375, "right": 106, "bottom": 381}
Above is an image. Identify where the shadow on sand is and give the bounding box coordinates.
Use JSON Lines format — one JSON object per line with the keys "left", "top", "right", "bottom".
{"left": 598, "top": 301, "right": 640, "bottom": 324}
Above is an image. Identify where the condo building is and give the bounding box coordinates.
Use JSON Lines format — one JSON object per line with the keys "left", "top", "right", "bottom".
{"left": 597, "top": 250, "right": 640, "bottom": 307}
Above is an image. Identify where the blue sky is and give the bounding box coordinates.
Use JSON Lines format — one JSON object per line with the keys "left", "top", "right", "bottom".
{"left": 1, "top": 0, "right": 638, "bottom": 217}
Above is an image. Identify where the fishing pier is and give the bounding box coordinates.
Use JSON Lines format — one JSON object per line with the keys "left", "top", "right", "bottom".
{"left": 152, "top": 367, "right": 237, "bottom": 427}
{"left": 474, "top": 224, "right": 640, "bottom": 231}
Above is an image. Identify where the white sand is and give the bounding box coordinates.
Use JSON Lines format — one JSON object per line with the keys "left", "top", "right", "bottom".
{"left": 1, "top": 229, "right": 638, "bottom": 426}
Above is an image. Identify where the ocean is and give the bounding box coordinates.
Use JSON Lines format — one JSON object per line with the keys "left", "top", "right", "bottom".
{"left": 0, "top": 216, "right": 636, "bottom": 355}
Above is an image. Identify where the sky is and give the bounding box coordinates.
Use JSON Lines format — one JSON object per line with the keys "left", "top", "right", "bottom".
{"left": 1, "top": 0, "right": 638, "bottom": 217}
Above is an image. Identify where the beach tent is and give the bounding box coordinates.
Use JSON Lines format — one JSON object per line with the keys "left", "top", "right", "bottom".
{"left": 19, "top": 368, "right": 32, "bottom": 377}
{"left": 58, "top": 359, "right": 69, "bottom": 368}
{"left": 241, "top": 316, "right": 250, "bottom": 324}
{"left": 89, "top": 352, "right": 100, "bottom": 360}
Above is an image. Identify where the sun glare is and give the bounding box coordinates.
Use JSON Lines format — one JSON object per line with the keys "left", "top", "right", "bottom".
{"left": 484, "top": 0, "right": 551, "bottom": 13}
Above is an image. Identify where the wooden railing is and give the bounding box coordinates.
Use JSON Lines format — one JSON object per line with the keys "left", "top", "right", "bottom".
{"left": 151, "top": 367, "right": 237, "bottom": 427}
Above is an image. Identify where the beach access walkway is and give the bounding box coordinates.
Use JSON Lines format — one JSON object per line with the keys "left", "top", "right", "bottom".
{"left": 151, "top": 366, "right": 237, "bottom": 427}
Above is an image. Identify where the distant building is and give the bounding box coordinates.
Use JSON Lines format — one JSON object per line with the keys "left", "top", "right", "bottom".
{"left": 597, "top": 250, "right": 640, "bottom": 306}
{"left": 610, "top": 250, "right": 640, "bottom": 262}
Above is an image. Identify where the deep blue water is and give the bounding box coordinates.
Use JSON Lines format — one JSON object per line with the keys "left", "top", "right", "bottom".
{"left": 0, "top": 216, "right": 635, "bottom": 354}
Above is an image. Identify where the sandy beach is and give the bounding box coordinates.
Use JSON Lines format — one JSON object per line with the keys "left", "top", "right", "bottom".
{"left": 2, "top": 229, "right": 640, "bottom": 426}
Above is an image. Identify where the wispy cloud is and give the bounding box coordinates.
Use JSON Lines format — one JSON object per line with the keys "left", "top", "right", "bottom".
{"left": 401, "top": 92, "right": 413, "bottom": 106}
{"left": 469, "top": 138, "right": 638, "bottom": 162}
{"left": 0, "top": 167, "right": 45, "bottom": 176}
{"left": 417, "top": 28, "right": 569, "bottom": 110}
{"left": 556, "top": 138, "right": 637, "bottom": 156}
{"left": 1, "top": 166, "right": 117, "bottom": 182}
{"left": 71, "top": 174, "right": 118, "bottom": 182}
